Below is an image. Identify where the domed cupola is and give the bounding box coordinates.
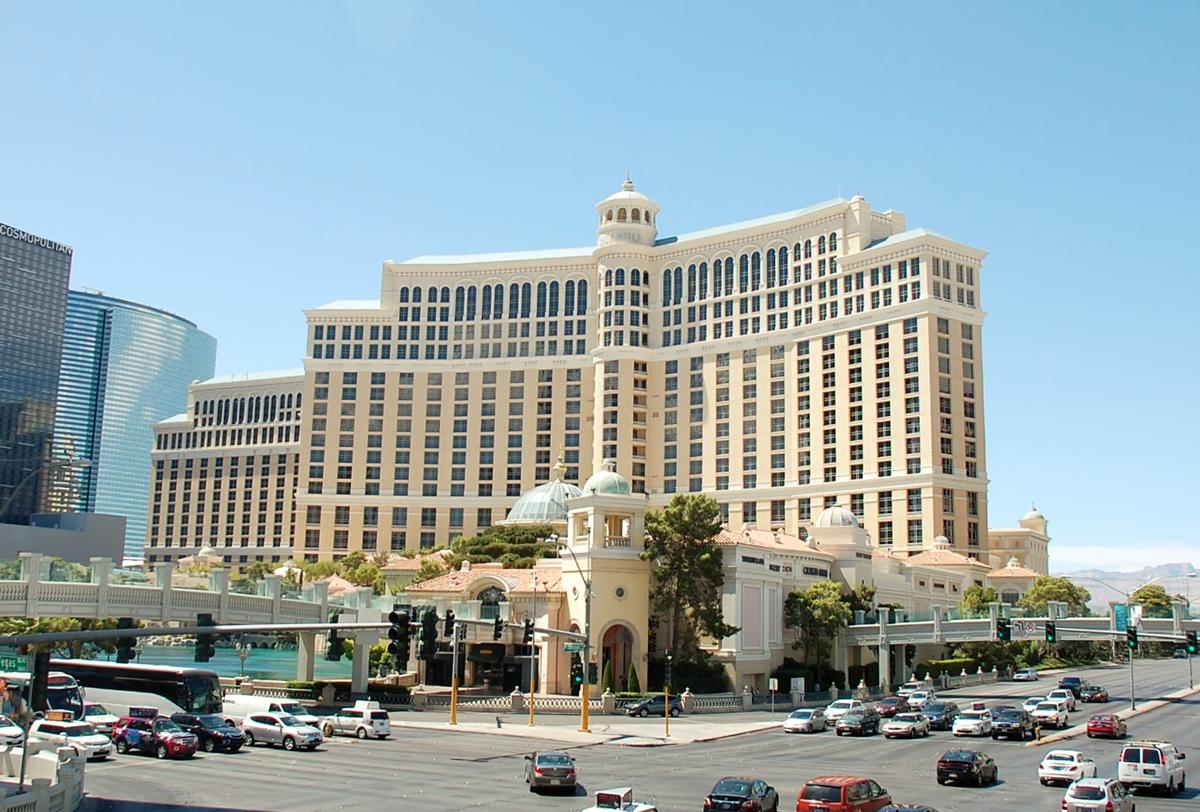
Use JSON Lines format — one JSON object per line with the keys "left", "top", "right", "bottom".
{"left": 595, "top": 178, "right": 660, "bottom": 247}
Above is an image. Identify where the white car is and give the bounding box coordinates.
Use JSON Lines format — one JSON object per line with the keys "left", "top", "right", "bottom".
{"left": 907, "top": 690, "right": 935, "bottom": 709}
{"left": 882, "top": 712, "right": 930, "bottom": 739}
{"left": 1013, "top": 668, "right": 1039, "bottom": 681}
{"left": 952, "top": 709, "right": 993, "bottom": 737}
{"left": 897, "top": 680, "right": 932, "bottom": 698}
{"left": 822, "top": 699, "right": 865, "bottom": 721}
{"left": 1022, "top": 697, "right": 1044, "bottom": 714}
{"left": 241, "top": 712, "right": 323, "bottom": 751}
{"left": 0, "top": 715, "right": 24, "bottom": 745}
{"left": 782, "top": 708, "right": 827, "bottom": 733}
{"left": 1118, "top": 740, "right": 1188, "bottom": 794}
{"left": 28, "top": 719, "right": 112, "bottom": 760}
{"left": 1063, "top": 778, "right": 1135, "bottom": 812}
{"left": 1039, "top": 749, "right": 1098, "bottom": 785}
{"left": 319, "top": 701, "right": 391, "bottom": 740}
{"left": 82, "top": 703, "right": 120, "bottom": 737}
{"left": 1047, "top": 688, "right": 1078, "bottom": 712}
{"left": 581, "top": 787, "right": 658, "bottom": 812}
{"left": 1032, "top": 700, "right": 1070, "bottom": 730}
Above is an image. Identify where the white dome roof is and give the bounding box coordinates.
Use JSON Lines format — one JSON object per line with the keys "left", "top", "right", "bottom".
{"left": 1022, "top": 505, "right": 1045, "bottom": 522}
{"left": 581, "top": 459, "right": 631, "bottom": 496}
{"left": 506, "top": 479, "right": 582, "bottom": 524}
{"left": 813, "top": 506, "right": 859, "bottom": 528}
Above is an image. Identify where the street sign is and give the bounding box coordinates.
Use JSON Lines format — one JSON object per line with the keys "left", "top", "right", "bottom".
{"left": 0, "top": 655, "right": 22, "bottom": 671}
{"left": 1114, "top": 603, "right": 1128, "bottom": 632}
{"left": 562, "top": 642, "right": 584, "bottom": 653}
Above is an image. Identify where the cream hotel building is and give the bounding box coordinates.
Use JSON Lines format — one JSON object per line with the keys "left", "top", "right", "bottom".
{"left": 147, "top": 181, "right": 990, "bottom": 566}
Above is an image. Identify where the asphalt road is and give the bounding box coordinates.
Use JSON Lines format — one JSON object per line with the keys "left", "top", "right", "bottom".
{"left": 80, "top": 658, "right": 1198, "bottom": 812}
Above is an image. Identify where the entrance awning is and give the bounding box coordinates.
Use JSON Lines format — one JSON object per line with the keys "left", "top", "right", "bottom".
{"left": 467, "top": 643, "right": 506, "bottom": 664}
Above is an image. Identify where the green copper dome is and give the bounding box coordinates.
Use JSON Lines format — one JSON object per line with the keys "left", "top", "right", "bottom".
{"left": 581, "top": 459, "right": 631, "bottom": 496}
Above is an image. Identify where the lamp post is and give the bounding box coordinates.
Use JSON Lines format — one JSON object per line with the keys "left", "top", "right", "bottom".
{"left": 556, "top": 535, "right": 592, "bottom": 733}
{"left": 1088, "top": 574, "right": 1164, "bottom": 711}
{"left": 1186, "top": 573, "right": 1196, "bottom": 689}
{"left": 0, "top": 458, "right": 93, "bottom": 521}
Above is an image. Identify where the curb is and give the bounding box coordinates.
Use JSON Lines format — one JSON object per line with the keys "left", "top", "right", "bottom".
{"left": 1025, "top": 684, "right": 1200, "bottom": 747}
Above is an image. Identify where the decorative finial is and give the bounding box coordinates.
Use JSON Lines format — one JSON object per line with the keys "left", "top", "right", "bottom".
{"left": 602, "top": 458, "right": 616, "bottom": 472}
{"left": 551, "top": 453, "right": 567, "bottom": 481}
{"left": 622, "top": 175, "right": 634, "bottom": 192}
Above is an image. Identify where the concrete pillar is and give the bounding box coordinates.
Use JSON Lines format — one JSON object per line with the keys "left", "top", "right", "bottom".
{"left": 296, "top": 632, "right": 317, "bottom": 682}
{"left": 742, "top": 685, "right": 753, "bottom": 710}
{"left": 1171, "top": 601, "right": 1185, "bottom": 635}
{"left": 932, "top": 605, "right": 944, "bottom": 643}
{"left": 264, "top": 575, "right": 282, "bottom": 623}
{"left": 19, "top": 552, "right": 42, "bottom": 619}
{"left": 212, "top": 569, "right": 230, "bottom": 622}
{"left": 877, "top": 612, "right": 891, "bottom": 691}
{"left": 90, "top": 557, "right": 112, "bottom": 618}
{"left": 155, "top": 561, "right": 175, "bottom": 622}
{"left": 350, "top": 631, "right": 380, "bottom": 695}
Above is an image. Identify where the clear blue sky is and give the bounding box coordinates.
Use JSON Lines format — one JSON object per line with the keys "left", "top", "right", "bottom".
{"left": 3, "top": 1, "right": 1197, "bottom": 573}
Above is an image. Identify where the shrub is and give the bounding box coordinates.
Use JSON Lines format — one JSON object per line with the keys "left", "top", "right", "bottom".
{"left": 602, "top": 660, "right": 614, "bottom": 692}
{"left": 626, "top": 661, "right": 641, "bottom": 694}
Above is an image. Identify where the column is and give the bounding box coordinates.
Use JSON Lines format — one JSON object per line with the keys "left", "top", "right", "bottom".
{"left": 350, "top": 632, "right": 380, "bottom": 695}
{"left": 20, "top": 552, "right": 42, "bottom": 619}
{"left": 877, "top": 610, "right": 891, "bottom": 691}
{"left": 91, "top": 557, "right": 112, "bottom": 619}
{"left": 296, "top": 632, "right": 317, "bottom": 682}
{"left": 156, "top": 561, "right": 175, "bottom": 622}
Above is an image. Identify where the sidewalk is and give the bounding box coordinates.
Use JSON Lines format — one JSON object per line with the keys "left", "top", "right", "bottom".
{"left": 387, "top": 711, "right": 784, "bottom": 747}
{"left": 1027, "top": 683, "right": 1200, "bottom": 747}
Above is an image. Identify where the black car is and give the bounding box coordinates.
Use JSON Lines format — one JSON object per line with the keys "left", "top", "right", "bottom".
{"left": 1057, "top": 676, "right": 1088, "bottom": 698}
{"left": 991, "top": 709, "right": 1035, "bottom": 740}
{"left": 170, "top": 713, "right": 245, "bottom": 753}
{"left": 703, "top": 776, "right": 779, "bottom": 812}
{"left": 626, "top": 695, "right": 683, "bottom": 718}
{"left": 936, "top": 750, "right": 998, "bottom": 786}
{"left": 835, "top": 707, "right": 881, "bottom": 736}
{"left": 877, "top": 696, "right": 910, "bottom": 717}
{"left": 1078, "top": 685, "right": 1109, "bottom": 703}
{"left": 922, "top": 701, "right": 960, "bottom": 730}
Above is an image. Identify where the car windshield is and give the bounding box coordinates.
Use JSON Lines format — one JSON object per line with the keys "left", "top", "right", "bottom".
{"left": 943, "top": 750, "right": 975, "bottom": 761}
{"left": 0, "top": 717, "right": 13, "bottom": 727}
{"left": 712, "top": 780, "right": 751, "bottom": 796}
{"left": 63, "top": 725, "right": 97, "bottom": 737}
{"left": 277, "top": 715, "right": 301, "bottom": 727}
{"left": 960, "top": 711, "right": 988, "bottom": 720}
{"left": 84, "top": 705, "right": 110, "bottom": 717}
{"left": 537, "top": 754, "right": 572, "bottom": 766}
{"left": 894, "top": 714, "right": 922, "bottom": 723}
{"left": 841, "top": 712, "right": 864, "bottom": 721}
{"left": 1036, "top": 703, "right": 1058, "bottom": 712}
{"left": 925, "top": 703, "right": 948, "bottom": 713}
{"left": 800, "top": 785, "right": 842, "bottom": 802}
{"left": 1068, "top": 785, "right": 1105, "bottom": 800}
{"left": 279, "top": 703, "right": 306, "bottom": 715}
{"left": 790, "top": 710, "right": 812, "bottom": 719}
{"left": 1046, "top": 753, "right": 1077, "bottom": 762}
{"left": 880, "top": 698, "right": 898, "bottom": 705}
{"left": 1091, "top": 715, "right": 1113, "bottom": 722}
{"left": 996, "top": 710, "right": 1021, "bottom": 720}
{"left": 196, "top": 715, "right": 228, "bottom": 730}
{"left": 154, "top": 720, "right": 181, "bottom": 734}
{"left": 828, "top": 701, "right": 851, "bottom": 710}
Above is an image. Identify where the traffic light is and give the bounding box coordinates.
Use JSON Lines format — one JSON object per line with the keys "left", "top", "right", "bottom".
{"left": 492, "top": 617, "right": 504, "bottom": 641}
{"left": 664, "top": 651, "right": 673, "bottom": 690}
{"left": 443, "top": 610, "right": 455, "bottom": 639}
{"left": 522, "top": 618, "right": 534, "bottom": 645}
{"left": 570, "top": 658, "right": 584, "bottom": 692}
{"left": 419, "top": 609, "right": 439, "bottom": 660}
{"left": 1187, "top": 631, "right": 1197, "bottom": 655}
{"left": 115, "top": 617, "right": 137, "bottom": 664}
{"left": 1044, "top": 622, "right": 1057, "bottom": 644}
{"left": 388, "top": 607, "right": 411, "bottom": 662}
{"left": 30, "top": 651, "right": 50, "bottom": 713}
{"left": 587, "top": 662, "right": 598, "bottom": 685}
{"left": 995, "top": 617, "right": 1011, "bottom": 642}
{"left": 326, "top": 612, "right": 343, "bottom": 661}
{"left": 194, "top": 612, "right": 216, "bottom": 662}
{"left": 1126, "top": 627, "right": 1139, "bottom": 651}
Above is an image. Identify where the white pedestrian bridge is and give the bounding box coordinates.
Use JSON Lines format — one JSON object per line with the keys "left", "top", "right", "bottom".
{"left": 0, "top": 552, "right": 330, "bottom": 626}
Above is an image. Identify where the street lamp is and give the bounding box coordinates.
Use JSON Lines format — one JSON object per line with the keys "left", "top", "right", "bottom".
{"left": 1186, "top": 573, "right": 1197, "bottom": 689}
{"left": 1086, "top": 574, "right": 1165, "bottom": 710}
{"left": 0, "top": 458, "right": 93, "bottom": 521}
{"left": 555, "top": 535, "right": 592, "bottom": 733}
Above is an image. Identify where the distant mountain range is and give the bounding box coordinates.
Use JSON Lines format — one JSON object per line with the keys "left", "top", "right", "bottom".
{"left": 1055, "top": 563, "right": 1200, "bottom": 612}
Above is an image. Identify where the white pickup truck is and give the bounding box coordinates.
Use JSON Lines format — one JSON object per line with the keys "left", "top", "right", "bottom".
{"left": 319, "top": 700, "right": 392, "bottom": 740}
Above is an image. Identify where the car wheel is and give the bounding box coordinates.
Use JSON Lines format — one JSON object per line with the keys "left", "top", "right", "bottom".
{"left": 244, "top": 732, "right": 255, "bottom": 746}
{"left": 203, "top": 738, "right": 216, "bottom": 752}
{"left": 283, "top": 736, "right": 296, "bottom": 751}
{"left": 669, "top": 708, "right": 680, "bottom": 718}
{"left": 1166, "top": 779, "right": 1174, "bottom": 796}
{"left": 322, "top": 724, "right": 334, "bottom": 737}
{"left": 1179, "top": 772, "right": 1185, "bottom": 791}
{"left": 156, "top": 744, "right": 168, "bottom": 759}
{"left": 357, "top": 727, "right": 369, "bottom": 739}
{"left": 638, "top": 708, "right": 648, "bottom": 718}
{"left": 115, "top": 739, "right": 129, "bottom": 754}
{"left": 936, "top": 778, "right": 945, "bottom": 785}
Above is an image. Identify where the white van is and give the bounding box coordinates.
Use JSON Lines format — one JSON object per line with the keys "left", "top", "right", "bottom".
{"left": 222, "top": 695, "right": 320, "bottom": 727}
{"left": 1118, "top": 740, "right": 1187, "bottom": 794}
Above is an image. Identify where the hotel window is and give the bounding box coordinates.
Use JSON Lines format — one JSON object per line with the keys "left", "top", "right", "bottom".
{"left": 907, "top": 489, "right": 922, "bottom": 512}
{"left": 907, "top": 520, "right": 923, "bottom": 546}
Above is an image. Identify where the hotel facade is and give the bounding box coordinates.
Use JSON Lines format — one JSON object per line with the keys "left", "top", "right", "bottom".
{"left": 148, "top": 182, "right": 991, "bottom": 568}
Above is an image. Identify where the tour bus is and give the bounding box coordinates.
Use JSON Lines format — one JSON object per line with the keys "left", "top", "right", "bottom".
{"left": 50, "top": 660, "right": 222, "bottom": 717}
{"left": 0, "top": 670, "right": 85, "bottom": 719}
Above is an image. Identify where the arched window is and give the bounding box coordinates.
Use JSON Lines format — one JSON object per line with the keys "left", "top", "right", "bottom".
{"left": 643, "top": 270, "right": 650, "bottom": 287}
{"left": 673, "top": 265, "right": 683, "bottom": 305}
{"left": 818, "top": 236, "right": 826, "bottom": 255}
{"left": 766, "top": 249, "right": 776, "bottom": 287}
{"left": 804, "top": 239, "right": 812, "bottom": 259}
{"left": 269, "top": 395, "right": 277, "bottom": 421}
{"left": 725, "top": 257, "right": 734, "bottom": 292}
{"left": 631, "top": 268, "right": 641, "bottom": 287}
{"left": 508, "top": 283, "right": 519, "bottom": 318}
{"left": 481, "top": 285, "right": 492, "bottom": 319}
{"left": 713, "top": 259, "right": 723, "bottom": 297}
{"left": 687, "top": 264, "right": 697, "bottom": 302}
{"left": 548, "top": 281, "right": 559, "bottom": 316}
{"left": 631, "top": 208, "right": 641, "bottom": 222}
{"left": 605, "top": 268, "right": 613, "bottom": 287}
{"left": 454, "top": 286, "right": 466, "bottom": 320}
{"left": 285, "top": 393, "right": 293, "bottom": 409}
{"left": 663, "top": 270, "right": 672, "bottom": 305}
{"left": 829, "top": 232, "right": 838, "bottom": 252}
{"left": 617, "top": 208, "right": 627, "bottom": 222}
{"left": 536, "top": 281, "right": 547, "bottom": 317}
{"left": 699, "top": 261, "right": 708, "bottom": 299}
{"left": 477, "top": 585, "right": 507, "bottom": 620}
{"left": 564, "top": 280, "right": 576, "bottom": 316}
{"left": 606, "top": 209, "right": 613, "bottom": 222}
{"left": 398, "top": 287, "right": 409, "bottom": 303}
{"left": 739, "top": 254, "right": 750, "bottom": 293}
{"left": 751, "top": 252, "right": 761, "bottom": 289}
{"left": 412, "top": 287, "right": 422, "bottom": 303}
{"left": 615, "top": 267, "right": 625, "bottom": 286}
{"left": 493, "top": 284, "right": 503, "bottom": 319}
{"left": 577, "top": 280, "right": 588, "bottom": 314}
{"left": 520, "top": 282, "right": 532, "bottom": 317}
{"left": 646, "top": 211, "right": 652, "bottom": 225}
{"left": 779, "top": 246, "right": 789, "bottom": 285}
{"left": 441, "top": 286, "right": 451, "bottom": 303}
{"left": 427, "top": 286, "right": 438, "bottom": 306}
{"left": 466, "top": 286, "right": 477, "bottom": 320}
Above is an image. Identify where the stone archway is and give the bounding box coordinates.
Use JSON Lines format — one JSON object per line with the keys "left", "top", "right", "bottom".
{"left": 601, "top": 622, "right": 637, "bottom": 693}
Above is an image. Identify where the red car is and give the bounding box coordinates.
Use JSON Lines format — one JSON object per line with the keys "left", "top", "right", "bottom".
{"left": 876, "top": 697, "right": 909, "bottom": 717}
{"left": 112, "top": 715, "right": 199, "bottom": 759}
{"left": 796, "top": 776, "right": 892, "bottom": 812}
{"left": 1086, "top": 713, "right": 1126, "bottom": 739}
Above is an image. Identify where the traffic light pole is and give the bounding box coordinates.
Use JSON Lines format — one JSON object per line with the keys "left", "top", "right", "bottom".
{"left": 1128, "top": 602, "right": 1136, "bottom": 711}
{"left": 449, "top": 624, "right": 460, "bottom": 726}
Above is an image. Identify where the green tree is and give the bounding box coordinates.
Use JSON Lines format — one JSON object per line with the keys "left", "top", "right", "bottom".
{"left": 602, "top": 660, "right": 614, "bottom": 692}
{"left": 959, "top": 584, "right": 1000, "bottom": 615}
{"left": 783, "top": 581, "right": 852, "bottom": 681}
{"left": 626, "top": 661, "right": 641, "bottom": 694}
{"left": 47, "top": 558, "right": 90, "bottom": 582}
{"left": 0, "top": 560, "right": 21, "bottom": 580}
{"left": 0, "top": 617, "right": 120, "bottom": 658}
{"left": 642, "top": 494, "right": 738, "bottom": 656}
{"left": 1017, "top": 576, "right": 1092, "bottom": 616}
{"left": 412, "top": 557, "right": 448, "bottom": 585}
{"left": 1131, "top": 583, "right": 1174, "bottom": 618}
{"left": 447, "top": 524, "right": 559, "bottom": 570}
{"left": 345, "top": 561, "right": 386, "bottom": 596}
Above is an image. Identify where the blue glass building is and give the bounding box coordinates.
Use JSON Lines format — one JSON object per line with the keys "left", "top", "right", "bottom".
{"left": 54, "top": 291, "right": 216, "bottom": 562}
{"left": 0, "top": 223, "right": 73, "bottom": 526}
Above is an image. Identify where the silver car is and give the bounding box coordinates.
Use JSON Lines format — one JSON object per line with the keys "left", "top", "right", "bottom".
{"left": 524, "top": 750, "right": 577, "bottom": 793}
{"left": 782, "top": 708, "right": 827, "bottom": 733}
{"left": 1063, "top": 778, "right": 1134, "bottom": 812}
{"left": 241, "top": 712, "right": 323, "bottom": 751}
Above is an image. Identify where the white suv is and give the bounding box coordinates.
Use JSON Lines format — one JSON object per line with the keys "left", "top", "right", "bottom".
{"left": 822, "top": 699, "right": 865, "bottom": 721}
{"left": 952, "top": 709, "right": 993, "bottom": 737}
{"left": 1031, "top": 700, "right": 1070, "bottom": 729}
{"left": 1046, "top": 688, "right": 1077, "bottom": 711}
{"left": 28, "top": 719, "right": 112, "bottom": 760}
{"left": 1064, "top": 778, "right": 1135, "bottom": 812}
{"left": 1118, "top": 740, "right": 1187, "bottom": 795}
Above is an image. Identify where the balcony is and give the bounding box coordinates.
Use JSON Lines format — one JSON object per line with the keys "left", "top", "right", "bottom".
{"left": 603, "top": 536, "right": 631, "bottom": 548}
